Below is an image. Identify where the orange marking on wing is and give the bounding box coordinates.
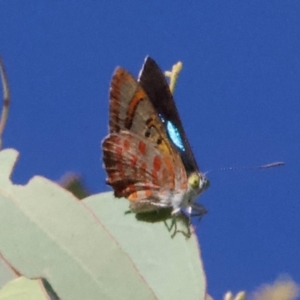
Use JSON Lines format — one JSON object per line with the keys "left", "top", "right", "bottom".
{"left": 144, "top": 118, "right": 173, "bottom": 155}
{"left": 128, "top": 184, "right": 136, "bottom": 192}
{"left": 141, "top": 162, "right": 147, "bottom": 171}
{"left": 125, "top": 88, "right": 147, "bottom": 128}
{"left": 114, "top": 145, "right": 124, "bottom": 179}
{"left": 127, "top": 184, "right": 138, "bottom": 201}
{"left": 130, "top": 155, "right": 138, "bottom": 168}
{"left": 153, "top": 156, "right": 162, "bottom": 172}
{"left": 123, "top": 139, "right": 130, "bottom": 151}
{"left": 128, "top": 191, "right": 138, "bottom": 201}
{"left": 145, "top": 189, "right": 152, "bottom": 198}
{"left": 138, "top": 141, "right": 146, "bottom": 155}
{"left": 163, "top": 156, "right": 175, "bottom": 190}
{"left": 116, "top": 145, "right": 122, "bottom": 157}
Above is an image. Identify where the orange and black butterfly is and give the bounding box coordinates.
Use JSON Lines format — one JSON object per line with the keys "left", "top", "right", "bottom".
{"left": 102, "top": 57, "right": 209, "bottom": 223}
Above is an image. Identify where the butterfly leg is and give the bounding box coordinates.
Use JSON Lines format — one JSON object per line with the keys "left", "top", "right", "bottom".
{"left": 168, "top": 204, "right": 207, "bottom": 237}
{"left": 164, "top": 216, "right": 179, "bottom": 238}
{"left": 164, "top": 213, "right": 191, "bottom": 238}
{"left": 189, "top": 203, "right": 208, "bottom": 234}
{"left": 191, "top": 203, "right": 208, "bottom": 218}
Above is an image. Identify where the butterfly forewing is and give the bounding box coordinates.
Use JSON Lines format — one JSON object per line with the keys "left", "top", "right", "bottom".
{"left": 138, "top": 56, "right": 199, "bottom": 175}
{"left": 109, "top": 68, "right": 177, "bottom": 158}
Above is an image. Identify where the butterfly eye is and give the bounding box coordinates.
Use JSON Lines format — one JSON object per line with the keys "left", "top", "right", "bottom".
{"left": 188, "top": 173, "right": 200, "bottom": 189}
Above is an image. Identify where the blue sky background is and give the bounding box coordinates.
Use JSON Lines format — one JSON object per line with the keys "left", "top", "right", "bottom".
{"left": 0, "top": 1, "right": 299, "bottom": 298}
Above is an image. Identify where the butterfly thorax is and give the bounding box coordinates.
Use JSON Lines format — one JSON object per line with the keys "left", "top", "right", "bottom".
{"left": 171, "top": 172, "right": 209, "bottom": 215}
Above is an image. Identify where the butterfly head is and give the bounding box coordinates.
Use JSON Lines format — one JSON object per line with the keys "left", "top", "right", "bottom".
{"left": 171, "top": 172, "right": 209, "bottom": 216}
{"left": 188, "top": 172, "right": 210, "bottom": 195}
{"left": 185, "top": 172, "right": 209, "bottom": 208}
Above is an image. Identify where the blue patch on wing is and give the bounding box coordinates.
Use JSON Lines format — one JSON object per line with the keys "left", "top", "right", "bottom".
{"left": 166, "top": 121, "right": 185, "bottom": 151}
{"left": 158, "top": 114, "right": 185, "bottom": 151}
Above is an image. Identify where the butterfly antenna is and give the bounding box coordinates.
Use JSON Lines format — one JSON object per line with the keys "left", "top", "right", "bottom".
{"left": 217, "top": 161, "right": 285, "bottom": 172}
{"left": 164, "top": 61, "right": 183, "bottom": 94}
{"left": 0, "top": 56, "right": 10, "bottom": 150}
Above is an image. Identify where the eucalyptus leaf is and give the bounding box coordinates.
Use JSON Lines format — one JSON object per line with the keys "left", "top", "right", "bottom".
{"left": 0, "top": 255, "right": 18, "bottom": 289}
{"left": 0, "top": 149, "right": 156, "bottom": 300}
{"left": 0, "top": 148, "right": 207, "bottom": 300}
{"left": 0, "top": 277, "right": 50, "bottom": 300}
{"left": 84, "top": 193, "right": 207, "bottom": 300}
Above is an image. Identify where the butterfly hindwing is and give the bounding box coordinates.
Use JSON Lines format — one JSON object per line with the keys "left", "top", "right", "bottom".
{"left": 102, "top": 130, "right": 187, "bottom": 212}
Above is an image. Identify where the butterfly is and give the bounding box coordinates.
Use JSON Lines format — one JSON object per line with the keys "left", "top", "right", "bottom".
{"left": 102, "top": 57, "right": 209, "bottom": 223}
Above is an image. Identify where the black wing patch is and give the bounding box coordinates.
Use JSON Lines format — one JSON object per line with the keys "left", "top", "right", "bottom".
{"left": 138, "top": 56, "right": 199, "bottom": 174}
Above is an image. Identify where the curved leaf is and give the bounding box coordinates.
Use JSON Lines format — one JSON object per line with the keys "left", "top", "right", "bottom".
{"left": 0, "top": 149, "right": 156, "bottom": 300}
{"left": 0, "top": 254, "right": 18, "bottom": 289}
{"left": 84, "top": 193, "right": 207, "bottom": 300}
{"left": 0, "top": 277, "right": 50, "bottom": 300}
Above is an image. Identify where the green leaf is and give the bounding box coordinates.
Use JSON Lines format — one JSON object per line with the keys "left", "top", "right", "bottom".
{"left": 0, "top": 256, "right": 18, "bottom": 289}
{"left": 0, "top": 149, "right": 157, "bottom": 300}
{"left": 0, "top": 148, "right": 207, "bottom": 299}
{"left": 0, "top": 277, "right": 49, "bottom": 300}
{"left": 84, "top": 193, "right": 207, "bottom": 300}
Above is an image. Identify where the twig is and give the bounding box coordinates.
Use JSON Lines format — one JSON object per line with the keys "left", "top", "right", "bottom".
{"left": 164, "top": 61, "right": 183, "bottom": 94}
{"left": 0, "top": 56, "right": 10, "bottom": 150}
